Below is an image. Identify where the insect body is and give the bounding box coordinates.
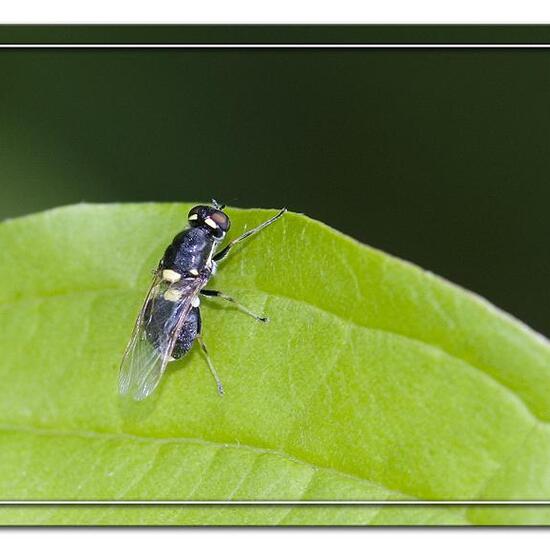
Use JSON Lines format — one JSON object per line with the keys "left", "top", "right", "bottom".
{"left": 119, "top": 202, "right": 286, "bottom": 400}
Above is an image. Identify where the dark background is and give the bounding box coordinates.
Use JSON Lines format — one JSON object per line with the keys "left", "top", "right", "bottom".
{"left": 1, "top": 27, "right": 549, "bottom": 336}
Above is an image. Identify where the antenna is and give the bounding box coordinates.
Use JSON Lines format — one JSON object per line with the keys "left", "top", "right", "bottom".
{"left": 211, "top": 199, "right": 226, "bottom": 210}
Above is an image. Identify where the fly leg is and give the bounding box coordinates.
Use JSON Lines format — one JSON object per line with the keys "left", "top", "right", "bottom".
{"left": 201, "top": 289, "right": 269, "bottom": 322}
{"left": 196, "top": 334, "right": 224, "bottom": 396}
{"left": 213, "top": 208, "right": 286, "bottom": 262}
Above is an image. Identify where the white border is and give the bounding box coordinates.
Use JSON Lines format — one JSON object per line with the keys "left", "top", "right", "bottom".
{"left": 2, "top": 0, "right": 550, "bottom": 24}
{"left": 0, "top": 44, "right": 550, "bottom": 48}
{"left": 2, "top": 37, "right": 549, "bottom": 507}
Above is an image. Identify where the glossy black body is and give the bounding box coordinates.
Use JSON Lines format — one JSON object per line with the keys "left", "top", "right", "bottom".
{"left": 144, "top": 225, "right": 218, "bottom": 360}
{"left": 145, "top": 298, "right": 201, "bottom": 360}
{"left": 161, "top": 226, "right": 216, "bottom": 276}
{"left": 172, "top": 307, "right": 202, "bottom": 359}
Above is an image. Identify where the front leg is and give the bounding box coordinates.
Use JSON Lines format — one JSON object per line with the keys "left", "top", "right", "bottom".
{"left": 213, "top": 208, "right": 286, "bottom": 263}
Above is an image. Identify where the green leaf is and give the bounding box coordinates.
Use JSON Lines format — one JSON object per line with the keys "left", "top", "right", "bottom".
{"left": 0, "top": 203, "right": 549, "bottom": 526}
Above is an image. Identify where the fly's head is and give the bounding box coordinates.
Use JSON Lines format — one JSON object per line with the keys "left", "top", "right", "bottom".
{"left": 187, "top": 203, "right": 231, "bottom": 240}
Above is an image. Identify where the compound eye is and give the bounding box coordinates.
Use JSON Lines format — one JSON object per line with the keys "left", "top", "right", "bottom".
{"left": 210, "top": 211, "right": 230, "bottom": 232}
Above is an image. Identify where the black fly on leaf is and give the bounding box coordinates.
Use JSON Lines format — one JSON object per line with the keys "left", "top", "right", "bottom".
{"left": 119, "top": 202, "right": 286, "bottom": 400}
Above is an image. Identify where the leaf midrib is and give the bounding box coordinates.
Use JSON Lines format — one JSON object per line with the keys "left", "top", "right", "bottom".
{"left": 0, "top": 422, "right": 413, "bottom": 502}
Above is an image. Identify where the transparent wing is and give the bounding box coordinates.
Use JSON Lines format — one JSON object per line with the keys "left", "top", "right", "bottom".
{"left": 119, "top": 272, "right": 203, "bottom": 400}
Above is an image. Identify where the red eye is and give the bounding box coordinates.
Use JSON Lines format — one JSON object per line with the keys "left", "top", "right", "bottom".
{"left": 210, "top": 211, "right": 230, "bottom": 231}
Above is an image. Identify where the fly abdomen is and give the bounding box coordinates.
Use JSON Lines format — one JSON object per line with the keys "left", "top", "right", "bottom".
{"left": 144, "top": 294, "right": 201, "bottom": 360}
{"left": 172, "top": 307, "right": 201, "bottom": 359}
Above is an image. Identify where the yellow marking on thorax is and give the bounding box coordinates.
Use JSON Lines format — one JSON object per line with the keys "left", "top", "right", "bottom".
{"left": 162, "top": 269, "right": 181, "bottom": 283}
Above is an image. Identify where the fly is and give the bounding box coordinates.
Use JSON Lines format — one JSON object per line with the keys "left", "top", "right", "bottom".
{"left": 119, "top": 201, "right": 286, "bottom": 400}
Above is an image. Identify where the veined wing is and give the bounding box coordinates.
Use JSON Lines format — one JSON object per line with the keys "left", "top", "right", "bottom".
{"left": 119, "top": 272, "right": 203, "bottom": 400}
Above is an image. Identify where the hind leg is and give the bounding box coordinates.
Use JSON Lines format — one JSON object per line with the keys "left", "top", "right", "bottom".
{"left": 197, "top": 333, "right": 224, "bottom": 396}
{"left": 172, "top": 307, "right": 224, "bottom": 396}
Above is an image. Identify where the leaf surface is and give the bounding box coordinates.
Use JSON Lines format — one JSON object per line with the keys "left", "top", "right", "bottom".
{"left": 0, "top": 203, "right": 549, "bottom": 525}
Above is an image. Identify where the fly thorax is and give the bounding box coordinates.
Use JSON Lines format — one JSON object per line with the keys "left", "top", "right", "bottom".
{"left": 163, "top": 227, "right": 216, "bottom": 275}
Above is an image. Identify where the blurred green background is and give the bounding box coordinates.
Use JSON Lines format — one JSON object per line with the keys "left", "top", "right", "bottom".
{"left": 1, "top": 27, "right": 549, "bottom": 336}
